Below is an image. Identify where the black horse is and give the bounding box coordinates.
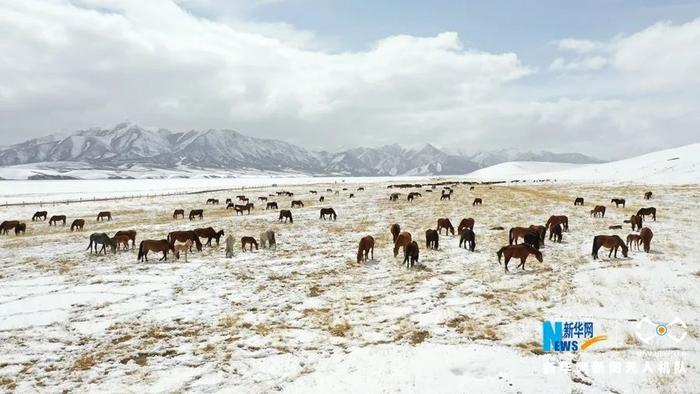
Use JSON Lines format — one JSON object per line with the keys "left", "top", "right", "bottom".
{"left": 320, "top": 208, "right": 337, "bottom": 220}
{"left": 611, "top": 198, "right": 626, "bottom": 208}
{"left": 459, "top": 229, "right": 476, "bottom": 252}
{"left": 574, "top": 197, "right": 584, "bottom": 206}
{"left": 425, "top": 229, "right": 439, "bottom": 250}
{"left": 636, "top": 207, "right": 657, "bottom": 221}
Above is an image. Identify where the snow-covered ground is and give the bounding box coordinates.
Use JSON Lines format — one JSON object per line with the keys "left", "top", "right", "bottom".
{"left": 467, "top": 143, "right": 700, "bottom": 184}
{"left": 1, "top": 176, "right": 698, "bottom": 392}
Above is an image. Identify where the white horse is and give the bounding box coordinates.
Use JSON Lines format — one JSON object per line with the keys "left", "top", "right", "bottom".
{"left": 173, "top": 240, "right": 192, "bottom": 262}
{"left": 259, "top": 229, "right": 276, "bottom": 249}
{"left": 225, "top": 234, "right": 235, "bottom": 258}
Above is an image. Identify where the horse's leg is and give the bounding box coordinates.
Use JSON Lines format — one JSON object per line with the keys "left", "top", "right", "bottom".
{"left": 504, "top": 256, "right": 511, "bottom": 272}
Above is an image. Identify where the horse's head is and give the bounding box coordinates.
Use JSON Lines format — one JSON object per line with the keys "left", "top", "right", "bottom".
{"left": 534, "top": 249, "right": 543, "bottom": 262}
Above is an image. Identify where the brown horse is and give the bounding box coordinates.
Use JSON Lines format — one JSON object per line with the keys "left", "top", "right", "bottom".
{"left": 279, "top": 210, "right": 293, "bottom": 223}
{"left": 0, "top": 220, "right": 19, "bottom": 235}
{"left": 320, "top": 208, "right": 337, "bottom": 220}
{"left": 241, "top": 236, "right": 259, "bottom": 251}
{"left": 194, "top": 227, "right": 225, "bottom": 246}
{"left": 639, "top": 227, "right": 653, "bottom": 253}
{"left": 425, "top": 229, "right": 439, "bottom": 249}
{"left": 115, "top": 230, "right": 137, "bottom": 248}
{"left": 71, "top": 219, "right": 85, "bottom": 231}
{"left": 611, "top": 198, "right": 626, "bottom": 208}
{"left": 574, "top": 197, "right": 584, "bottom": 206}
{"left": 459, "top": 228, "right": 475, "bottom": 252}
{"left": 267, "top": 202, "right": 279, "bottom": 210}
{"left": 390, "top": 223, "right": 401, "bottom": 243}
{"left": 96, "top": 211, "right": 112, "bottom": 221}
{"left": 234, "top": 204, "right": 251, "bottom": 215}
{"left": 394, "top": 232, "right": 412, "bottom": 257}
{"left": 590, "top": 206, "right": 606, "bottom": 218}
{"left": 138, "top": 239, "right": 171, "bottom": 262}
{"left": 509, "top": 227, "right": 540, "bottom": 248}
{"left": 591, "top": 235, "right": 628, "bottom": 259}
{"left": 472, "top": 198, "right": 483, "bottom": 206}
{"left": 173, "top": 209, "right": 185, "bottom": 219}
{"left": 549, "top": 223, "right": 562, "bottom": 243}
{"left": 630, "top": 215, "right": 643, "bottom": 231}
{"left": 189, "top": 209, "right": 204, "bottom": 220}
{"left": 626, "top": 234, "right": 642, "bottom": 250}
{"left": 14, "top": 223, "right": 26, "bottom": 235}
{"left": 357, "top": 235, "right": 375, "bottom": 263}
{"left": 457, "top": 218, "right": 475, "bottom": 234}
{"left": 636, "top": 207, "right": 656, "bottom": 221}
{"left": 32, "top": 211, "right": 47, "bottom": 221}
{"left": 545, "top": 215, "right": 569, "bottom": 232}
{"left": 49, "top": 215, "right": 66, "bottom": 226}
{"left": 111, "top": 235, "right": 131, "bottom": 251}
{"left": 291, "top": 200, "right": 304, "bottom": 208}
{"left": 644, "top": 191, "right": 653, "bottom": 200}
{"left": 496, "top": 244, "right": 543, "bottom": 272}
{"left": 529, "top": 225, "right": 547, "bottom": 244}
{"left": 167, "top": 231, "right": 203, "bottom": 251}
{"left": 403, "top": 241, "right": 419, "bottom": 268}
{"left": 436, "top": 218, "right": 455, "bottom": 235}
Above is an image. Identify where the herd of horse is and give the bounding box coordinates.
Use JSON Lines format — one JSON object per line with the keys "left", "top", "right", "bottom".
{"left": 1, "top": 185, "right": 659, "bottom": 274}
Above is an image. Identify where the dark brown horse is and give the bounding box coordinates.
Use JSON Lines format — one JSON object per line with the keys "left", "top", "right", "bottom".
{"left": 357, "top": 235, "right": 375, "bottom": 263}
{"left": 266, "top": 202, "right": 279, "bottom": 209}
{"left": 630, "top": 215, "right": 643, "bottom": 231}
{"left": 226, "top": 203, "right": 235, "bottom": 210}
{"left": 436, "top": 218, "right": 455, "bottom": 235}
{"left": 291, "top": 200, "right": 304, "bottom": 208}
{"left": 167, "top": 230, "right": 203, "bottom": 251}
{"left": 115, "top": 230, "right": 137, "bottom": 248}
{"left": 590, "top": 206, "right": 606, "bottom": 218}
{"left": 549, "top": 223, "right": 562, "bottom": 243}
{"left": 194, "top": 227, "right": 225, "bottom": 246}
{"left": 14, "top": 223, "right": 26, "bottom": 235}
{"left": 609, "top": 225, "right": 622, "bottom": 230}
{"left": 320, "top": 208, "right": 337, "bottom": 220}
{"left": 496, "top": 244, "right": 543, "bottom": 272}
{"left": 440, "top": 192, "right": 450, "bottom": 201}
{"left": 279, "top": 210, "right": 293, "bottom": 223}
{"left": 472, "top": 198, "right": 483, "bottom": 206}
{"left": 644, "top": 191, "right": 653, "bottom": 200}
{"left": 636, "top": 207, "right": 656, "bottom": 221}
{"left": 319, "top": 196, "right": 325, "bottom": 202}
{"left": 390, "top": 223, "right": 401, "bottom": 243}
{"left": 425, "top": 229, "right": 439, "bottom": 249}
{"left": 509, "top": 227, "right": 541, "bottom": 249}
{"left": 173, "top": 209, "right": 185, "bottom": 219}
{"left": 529, "top": 225, "right": 547, "bottom": 244}
{"left": 545, "top": 215, "right": 569, "bottom": 232}
{"left": 574, "top": 197, "right": 584, "bottom": 206}
{"left": 591, "top": 235, "right": 628, "bottom": 259}
{"left": 96, "top": 211, "right": 112, "bottom": 221}
{"left": 206, "top": 198, "right": 219, "bottom": 205}
{"left": 403, "top": 241, "right": 419, "bottom": 268}
{"left": 611, "top": 198, "right": 626, "bottom": 208}
{"left": 389, "top": 193, "right": 400, "bottom": 201}
{"left": 189, "top": 209, "right": 204, "bottom": 220}
{"left": 112, "top": 235, "right": 130, "bottom": 251}
{"left": 407, "top": 192, "right": 421, "bottom": 201}
{"left": 457, "top": 218, "right": 475, "bottom": 234}
{"left": 459, "top": 228, "right": 475, "bottom": 252}
{"left": 0, "top": 220, "right": 19, "bottom": 235}
{"left": 234, "top": 204, "right": 251, "bottom": 215}
{"left": 71, "top": 219, "right": 85, "bottom": 231}
{"left": 49, "top": 215, "right": 66, "bottom": 226}
{"left": 639, "top": 227, "right": 653, "bottom": 253}
{"left": 225, "top": 198, "right": 232, "bottom": 204}
{"left": 259, "top": 196, "right": 268, "bottom": 201}
{"left": 138, "top": 239, "right": 171, "bottom": 262}
{"left": 87, "top": 233, "right": 117, "bottom": 254}
{"left": 626, "top": 234, "right": 642, "bottom": 250}
{"left": 394, "top": 232, "right": 412, "bottom": 257}
{"left": 32, "top": 211, "right": 47, "bottom": 221}
{"left": 241, "top": 236, "right": 258, "bottom": 251}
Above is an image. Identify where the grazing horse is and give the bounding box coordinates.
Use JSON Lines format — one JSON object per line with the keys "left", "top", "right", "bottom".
{"left": 14, "top": 223, "right": 26, "bottom": 235}
{"left": 590, "top": 206, "right": 606, "bottom": 218}
{"left": 639, "top": 227, "right": 653, "bottom": 253}
{"left": 279, "top": 210, "right": 293, "bottom": 223}
{"left": 234, "top": 204, "right": 251, "bottom": 215}
{"left": 407, "top": 192, "right": 421, "bottom": 201}
{"left": 459, "top": 229, "right": 476, "bottom": 252}
{"left": 457, "top": 218, "right": 475, "bottom": 234}
{"left": 630, "top": 215, "right": 643, "bottom": 231}
{"left": 626, "top": 234, "right": 642, "bottom": 250}
{"left": 241, "top": 236, "right": 258, "bottom": 251}
{"left": 644, "top": 191, "right": 653, "bottom": 200}
{"left": 138, "top": 239, "right": 171, "bottom": 262}
{"left": 529, "top": 225, "right": 547, "bottom": 244}
{"left": 189, "top": 209, "right": 204, "bottom": 220}
{"left": 425, "top": 229, "right": 439, "bottom": 250}
{"left": 260, "top": 230, "right": 276, "bottom": 249}
{"left": 549, "top": 223, "right": 562, "bottom": 243}
{"left": 115, "top": 230, "right": 137, "bottom": 248}
{"left": 357, "top": 235, "right": 375, "bottom": 263}
{"left": 266, "top": 202, "right": 278, "bottom": 210}
{"left": 32, "top": 211, "right": 47, "bottom": 221}
{"left": 472, "top": 198, "right": 483, "bottom": 206}
{"left": 206, "top": 198, "right": 219, "bottom": 205}
{"left": 545, "top": 215, "right": 569, "bottom": 232}
{"left": 393, "top": 232, "right": 412, "bottom": 257}
{"left": 436, "top": 218, "right": 455, "bottom": 235}
{"left": 357, "top": 187, "right": 365, "bottom": 191}
{"left": 440, "top": 192, "right": 450, "bottom": 201}
{"left": 591, "top": 235, "right": 628, "bottom": 259}
{"left": 309, "top": 190, "right": 317, "bottom": 194}
{"left": 71, "top": 219, "right": 85, "bottom": 231}
{"left": 390, "top": 223, "right": 401, "bottom": 243}
{"left": 403, "top": 241, "right": 419, "bottom": 268}
{"left": 611, "top": 198, "right": 626, "bottom": 208}
{"left": 167, "top": 231, "right": 203, "bottom": 252}
{"left": 291, "top": 200, "right": 304, "bottom": 208}
{"left": 173, "top": 209, "right": 185, "bottom": 219}
{"left": 389, "top": 193, "right": 400, "bottom": 201}
{"left": 319, "top": 196, "right": 325, "bottom": 202}
{"left": 225, "top": 235, "right": 235, "bottom": 257}
{"left": 496, "top": 244, "right": 543, "bottom": 272}
{"left": 509, "top": 227, "right": 541, "bottom": 250}
{"left": 96, "top": 211, "right": 112, "bottom": 221}
{"left": 320, "top": 208, "right": 337, "bottom": 220}
{"left": 636, "top": 207, "right": 657, "bottom": 221}
{"left": 49, "top": 215, "right": 66, "bottom": 226}
{"left": 194, "top": 227, "right": 225, "bottom": 246}
{"left": 87, "top": 233, "right": 117, "bottom": 254}
{"left": 173, "top": 240, "right": 193, "bottom": 262}
{"left": 574, "top": 197, "right": 584, "bottom": 206}
{"left": 111, "top": 235, "right": 130, "bottom": 251}
{"left": 258, "top": 196, "right": 268, "bottom": 201}
{"left": 0, "top": 220, "right": 19, "bottom": 235}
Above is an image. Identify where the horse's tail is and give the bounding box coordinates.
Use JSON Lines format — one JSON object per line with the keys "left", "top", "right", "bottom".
{"left": 508, "top": 228, "right": 514, "bottom": 245}
{"left": 496, "top": 247, "right": 505, "bottom": 263}
{"left": 591, "top": 236, "right": 599, "bottom": 259}
{"left": 137, "top": 241, "right": 144, "bottom": 261}
{"left": 86, "top": 238, "right": 93, "bottom": 251}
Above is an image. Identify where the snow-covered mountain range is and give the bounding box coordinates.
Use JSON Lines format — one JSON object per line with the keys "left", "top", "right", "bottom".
{"left": 0, "top": 123, "right": 601, "bottom": 179}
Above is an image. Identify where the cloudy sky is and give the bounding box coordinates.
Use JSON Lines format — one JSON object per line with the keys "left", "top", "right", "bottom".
{"left": 1, "top": 0, "right": 699, "bottom": 159}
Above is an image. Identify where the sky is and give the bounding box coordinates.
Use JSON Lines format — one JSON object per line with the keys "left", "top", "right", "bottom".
{"left": 1, "top": 1, "right": 699, "bottom": 159}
